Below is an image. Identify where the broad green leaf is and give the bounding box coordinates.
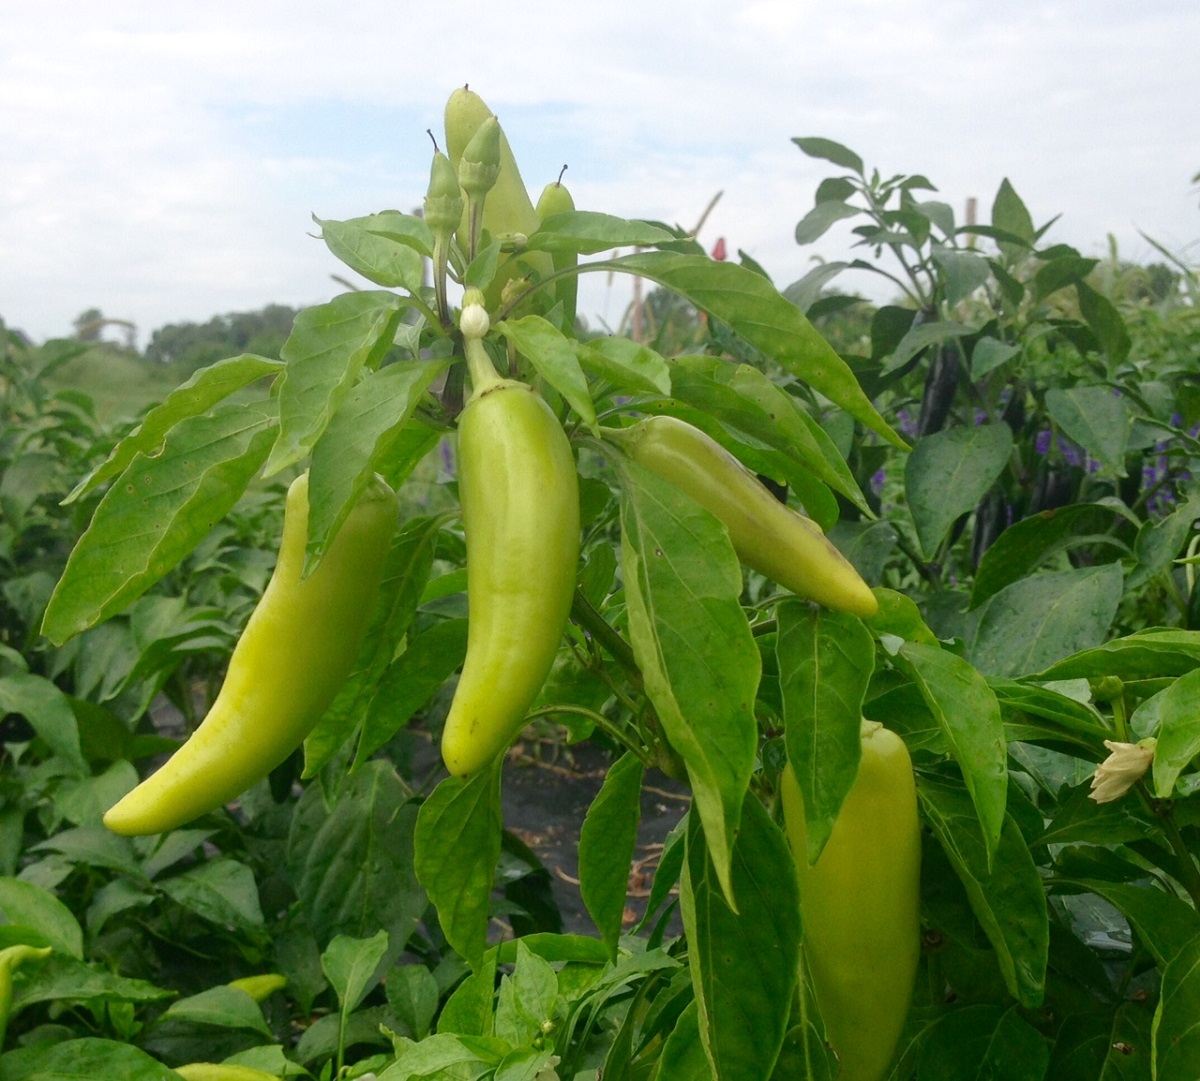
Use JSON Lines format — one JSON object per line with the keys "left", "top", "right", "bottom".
{"left": 64, "top": 353, "right": 282, "bottom": 503}
{"left": 437, "top": 948, "right": 498, "bottom": 1037}
{"left": 1076, "top": 280, "right": 1131, "bottom": 367}
{"left": 1036, "top": 780, "right": 1156, "bottom": 848}
{"left": 866, "top": 588, "right": 938, "bottom": 645}
{"left": 413, "top": 765, "right": 503, "bottom": 971}
{"left": 883, "top": 319, "right": 973, "bottom": 375}
{"left": 783, "top": 261, "right": 851, "bottom": 314}
{"left": 918, "top": 776, "right": 1048, "bottom": 1009}
{"left": 0, "top": 878, "right": 83, "bottom": 959}
{"left": 287, "top": 761, "right": 425, "bottom": 952}
{"left": 387, "top": 964, "right": 440, "bottom": 1041}
{"left": 322, "top": 929, "right": 390, "bottom": 1014}
{"left": 307, "top": 359, "right": 447, "bottom": 568}
{"left": 579, "top": 752, "right": 644, "bottom": 958}
{"left": 589, "top": 251, "right": 905, "bottom": 448}
{"left": 303, "top": 514, "right": 445, "bottom": 776}
{"left": 777, "top": 603, "right": 874, "bottom": 862}
{"left": 637, "top": 821, "right": 686, "bottom": 933}
{"left": 1034, "top": 252, "right": 1097, "bottom": 302}
{"left": 162, "top": 985, "right": 272, "bottom": 1036}
{"left": 792, "top": 137, "right": 864, "bottom": 174}
{"left": 918, "top": 1005, "right": 1049, "bottom": 1081}
{"left": 905, "top": 423, "right": 1012, "bottom": 558}
{"left": 31, "top": 828, "right": 140, "bottom": 879}
{"left": 1152, "top": 932, "right": 1200, "bottom": 1080}
{"left": 0, "top": 673, "right": 85, "bottom": 774}
{"left": 576, "top": 336, "right": 671, "bottom": 396}
{"left": 41, "top": 399, "right": 276, "bottom": 644}
{"left": 1142, "top": 668, "right": 1200, "bottom": 797}
{"left": 1034, "top": 629, "right": 1200, "bottom": 682}
{"left": 971, "top": 337, "right": 1021, "bottom": 379}
{"left": 971, "top": 504, "right": 1126, "bottom": 607}
{"left": 494, "top": 941, "right": 560, "bottom": 1048}
{"left": 527, "top": 210, "right": 679, "bottom": 255}
{"left": 681, "top": 794, "right": 800, "bottom": 1081}
{"left": 1045, "top": 387, "right": 1131, "bottom": 474}
{"left": 989, "top": 679, "right": 1109, "bottom": 752}
{"left": 356, "top": 617, "right": 469, "bottom": 765}
{"left": 498, "top": 314, "right": 597, "bottom": 431}
{"left": 316, "top": 212, "right": 428, "bottom": 290}
{"left": 159, "top": 857, "right": 264, "bottom": 932}
{"left": 794, "top": 200, "right": 860, "bottom": 245}
{"left": 1056, "top": 879, "right": 1200, "bottom": 969}
{"left": 991, "top": 178, "right": 1035, "bottom": 260}
{"left": 10, "top": 956, "right": 170, "bottom": 1012}
{"left": 1127, "top": 494, "right": 1200, "bottom": 590}
{"left": 932, "top": 248, "right": 991, "bottom": 306}
{"left": 896, "top": 643, "right": 1007, "bottom": 862}
{"left": 265, "top": 290, "right": 403, "bottom": 476}
{"left": 0, "top": 1038, "right": 181, "bottom": 1081}
{"left": 618, "top": 460, "right": 760, "bottom": 903}
{"left": 382, "top": 1031, "right": 506, "bottom": 1080}
{"left": 968, "top": 563, "right": 1124, "bottom": 678}
{"left": 650, "top": 1001, "right": 714, "bottom": 1081}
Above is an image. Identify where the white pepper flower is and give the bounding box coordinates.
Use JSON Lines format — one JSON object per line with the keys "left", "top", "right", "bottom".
{"left": 1088, "top": 738, "right": 1156, "bottom": 804}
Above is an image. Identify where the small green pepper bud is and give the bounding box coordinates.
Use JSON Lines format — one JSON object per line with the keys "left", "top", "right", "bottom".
{"left": 459, "top": 116, "right": 502, "bottom": 198}
{"left": 424, "top": 149, "right": 465, "bottom": 237}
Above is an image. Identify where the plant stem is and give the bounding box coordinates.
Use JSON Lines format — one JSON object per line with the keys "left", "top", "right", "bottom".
{"left": 570, "top": 589, "right": 642, "bottom": 692}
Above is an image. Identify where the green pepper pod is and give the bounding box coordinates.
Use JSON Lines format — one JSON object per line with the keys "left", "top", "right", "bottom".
{"left": 535, "top": 170, "right": 578, "bottom": 330}
{"left": 0, "top": 945, "right": 52, "bottom": 1048}
{"left": 441, "top": 325, "right": 580, "bottom": 777}
{"left": 780, "top": 721, "right": 921, "bottom": 1081}
{"left": 609, "top": 415, "right": 877, "bottom": 616}
{"left": 104, "top": 473, "right": 397, "bottom": 835}
{"left": 175, "top": 1065, "right": 280, "bottom": 1081}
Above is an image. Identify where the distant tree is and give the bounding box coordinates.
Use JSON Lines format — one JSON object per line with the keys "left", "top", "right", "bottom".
{"left": 144, "top": 304, "right": 299, "bottom": 369}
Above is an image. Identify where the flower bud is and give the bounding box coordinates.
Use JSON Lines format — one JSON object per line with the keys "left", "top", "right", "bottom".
{"left": 424, "top": 150, "right": 464, "bottom": 237}
{"left": 458, "top": 116, "right": 502, "bottom": 198}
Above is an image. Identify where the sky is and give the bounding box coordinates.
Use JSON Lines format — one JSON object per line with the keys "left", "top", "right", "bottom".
{"left": 2, "top": 1, "right": 1198, "bottom": 346}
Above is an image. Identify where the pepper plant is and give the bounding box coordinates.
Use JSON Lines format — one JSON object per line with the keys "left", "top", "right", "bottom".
{"left": 0, "top": 90, "right": 1197, "bottom": 1081}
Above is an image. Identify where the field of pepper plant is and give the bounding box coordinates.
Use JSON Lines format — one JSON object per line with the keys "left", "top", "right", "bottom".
{"left": 1, "top": 86, "right": 1200, "bottom": 1080}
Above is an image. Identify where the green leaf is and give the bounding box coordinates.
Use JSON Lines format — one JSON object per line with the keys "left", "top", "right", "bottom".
{"left": 1152, "top": 932, "right": 1200, "bottom": 1079}
{"left": 905, "top": 423, "right": 1013, "bottom": 558}
{"left": 590, "top": 251, "right": 905, "bottom": 448}
{"left": 385, "top": 1032, "right": 506, "bottom": 1079}
{"left": 41, "top": 399, "right": 276, "bottom": 644}
{"left": 527, "top": 210, "right": 679, "bottom": 255}
{"left": 971, "top": 504, "right": 1126, "bottom": 607}
{"left": 968, "top": 563, "right": 1124, "bottom": 678}
{"left": 918, "top": 1005, "right": 1049, "bottom": 1080}
{"left": 437, "top": 948, "right": 498, "bottom": 1037}
{"left": 12, "top": 955, "right": 171, "bottom": 1010}
{"left": 1143, "top": 668, "right": 1200, "bottom": 797}
{"left": 650, "top": 1000, "right": 715, "bottom": 1081}
{"left": 883, "top": 319, "right": 974, "bottom": 375}
{"left": 287, "top": 761, "right": 425, "bottom": 951}
{"left": 265, "top": 290, "right": 403, "bottom": 476}
{"left": 991, "top": 178, "right": 1035, "bottom": 260}
{"left": 1056, "top": 880, "right": 1200, "bottom": 968}
{"left": 579, "top": 752, "right": 644, "bottom": 958}
{"left": 0, "top": 878, "right": 83, "bottom": 959}
{"left": 356, "top": 617, "right": 469, "bottom": 765}
{"left": 0, "top": 673, "right": 85, "bottom": 774}
{"left": 1128, "top": 494, "right": 1200, "bottom": 591}
{"left": 307, "top": 359, "right": 447, "bottom": 568}
{"left": 777, "top": 603, "right": 874, "bottom": 862}
{"left": 323, "top": 929, "right": 390, "bottom": 1014}
{"left": 970, "top": 337, "right": 1021, "bottom": 379}
{"left": 932, "top": 248, "right": 991, "bottom": 306}
{"left": 794, "top": 200, "right": 860, "bottom": 245}
{"left": 918, "top": 776, "right": 1048, "bottom": 1009}
{"left": 0, "top": 1038, "right": 181, "bottom": 1081}
{"left": 618, "top": 459, "right": 760, "bottom": 903}
{"left": 498, "top": 314, "right": 597, "bottom": 431}
{"left": 162, "top": 985, "right": 272, "bottom": 1036}
{"left": 576, "top": 336, "right": 671, "bottom": 396}
{"left": 316, "top": 212, "right": 429, "bottom": 290}
{"left": 896, "top": 643, "right": 1008, "bottom": 862}
{"left": 1045, "top": 387, "right": 1131, "bottom": 474}
{"left": 866, "top": 588, "right": 938, "bottom": 645}
{"left": 159, "top": 857, "right": 265, "bottom": 932}
{"left": 387, "top": 964, "right": 440, "bottom": 1041}
{"left": 792, "top": 137, "right": 864, "bottom": 174}
{"left": 414, "top": 765, "right": 503, "bottom": 971}
{"left": 681, "top": 795, "right": 801, "bottom": 1081}
{"left": 1033, "top": 629, "right": 1200, "bottom": 682}
{"left": 1076, "top": 281, "right": 1131, "bottom": 367}
{"left": 989, "top": 679, "right": 1109, "bottom": 754}
{"left": 64, "top": 353, "right": 282, "bottom": 504}
{"left": 494, "top": 941, "right": 560, "bottom": 1047}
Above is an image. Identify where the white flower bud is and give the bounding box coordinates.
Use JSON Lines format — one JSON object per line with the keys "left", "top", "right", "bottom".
{"left": 459, "top": 301, "right": 490, "bottom": 341}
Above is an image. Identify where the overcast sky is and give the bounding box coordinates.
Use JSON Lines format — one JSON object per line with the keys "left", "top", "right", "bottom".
{"left": 3, "top": 1, "right": 1198, "bottom": 345}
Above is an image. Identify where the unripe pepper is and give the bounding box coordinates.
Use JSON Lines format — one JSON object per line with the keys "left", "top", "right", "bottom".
{"left": 441, "top": 298, "right": 580, "bottom": 776}
{"left": 780, "top": 721, "right": 921, "bottom": 1081}
{"left": 0, "top": 945, "right": 52, "bottom": 1048}
{"left": 104, "top": 472, "right": 397, "bottom": 835}
{"left": 535, "top": 167, "right": 578, "bottom": 330}
{"left": 175, "top": 1065, "right": 280, "bottom": 1081}
{"left": 459, "top": 116, "right": 502, "bottom": 261}
{"left": 424, "top": 147, "right": 465, "bottom": 326}
{"left": 608, "top": 415, "right": 877, "bottom": 616}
